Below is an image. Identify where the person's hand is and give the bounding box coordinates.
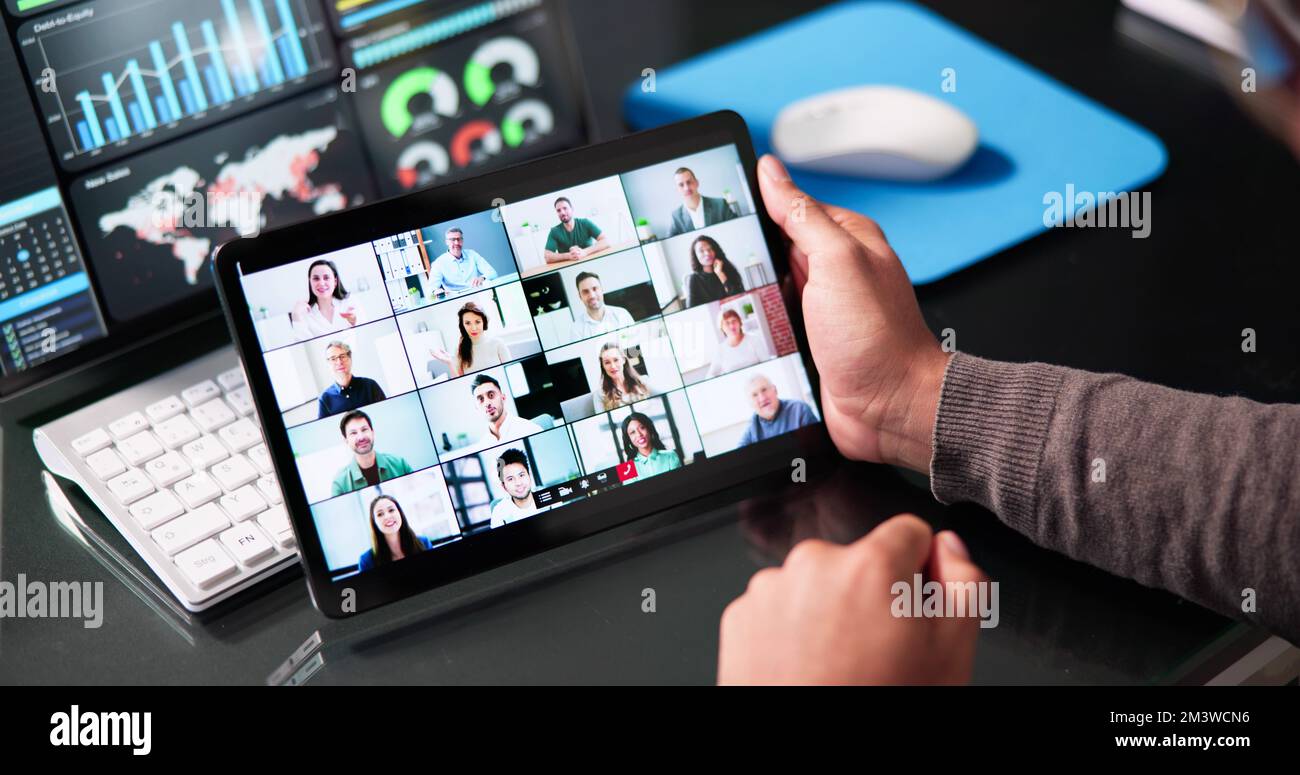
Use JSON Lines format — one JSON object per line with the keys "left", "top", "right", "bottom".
{"left": 718, "top": 515, "right": 984, "bottom": 685}
{"left": 339, "top": 306, "right": 357, "bottom": 326}
{"left": 290, "top": 300, "right": 309, "bottom": 322}
{"left": 757, "top": 154, "right": 949, "bottom": 472}
{"left": 429, "top": 347, "right": 452, "bottom": 364}
{"left": 470, "top": 276, "right": 485, "bottom": 287}
{"left": 569, "top": 245, "right": 586, "bottom": 260}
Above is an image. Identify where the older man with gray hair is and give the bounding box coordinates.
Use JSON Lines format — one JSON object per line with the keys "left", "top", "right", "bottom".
{"left": 737, "top": 372, "right": 818, "bottom": 447}
{"left": 317, "top": 340, "right": 386, "bottom": 419}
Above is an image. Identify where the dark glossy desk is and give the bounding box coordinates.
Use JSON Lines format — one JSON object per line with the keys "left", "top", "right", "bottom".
{"left": 2, "top": 0, "right": 1296, "bottom": 684}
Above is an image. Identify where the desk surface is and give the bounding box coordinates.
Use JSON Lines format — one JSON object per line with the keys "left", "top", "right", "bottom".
{"left": 3, "top": 0, "right": 1297, "bottom": 684}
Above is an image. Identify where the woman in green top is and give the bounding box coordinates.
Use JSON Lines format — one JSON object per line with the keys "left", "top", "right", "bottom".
{"left": 621, "top": 411, "right": 683, "bottom": 479}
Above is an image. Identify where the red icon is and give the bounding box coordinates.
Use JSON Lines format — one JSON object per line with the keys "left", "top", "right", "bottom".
{"left": 616, "top": 461, "right": 637, "bottom": 481}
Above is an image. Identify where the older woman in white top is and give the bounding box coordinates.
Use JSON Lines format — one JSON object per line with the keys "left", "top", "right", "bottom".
{"left": 430, "top": 301, "right": 512, "bottom": 377}
{"left": 706, "top": 308, "right": 771, "bottom": 378}
{"left": 289, "top": 259, "right": 365, "bottom": 341}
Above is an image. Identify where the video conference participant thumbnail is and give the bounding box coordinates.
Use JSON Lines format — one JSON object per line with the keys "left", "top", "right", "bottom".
{"left": 262, "top": 318, "right": 418, "bottom": 427}
{"left": 543, "top": 319, "right": 685, "bottom": 421}
{"left": 520, "top": 250, "right": 659, "bottom": 349}
{"left": 241, "top": 243, "right": 390, "bottom": 351}
{"left": 619, "top": 145, "right": 753, "bottom": 243}
{"left": 394, "top": 282, "right": 541, "bottom": 385}
{"left": 286, "top": 393, "right": 441, "bottom": 503}
{"left": 444, "top": 427, "right": 581, "bottom": 531}
{"left": 570, "top": 391, "right": 704, "bottom": 482}
{"left": 501, "top": 177, "right": 639, "bottom": 277}
{"left": 309, "top": 467, "right": 461, "bottom": 577}
{"left": 641, "top": 217, "right": 778, "bottom": 312}
{"left": 664, "top": 290, "right": 795, "bottom": 385}
{"left": 684, "top": 354, "right": 820, "bottom": 458}
{"left": 419, "top": 356, "right": 563, "bottom": 462}
{"left": 418, "top": 211, "right": 519, "bottom": 300}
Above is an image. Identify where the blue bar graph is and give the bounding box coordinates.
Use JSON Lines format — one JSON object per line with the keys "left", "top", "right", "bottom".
{"left": 200, "top": 20, "right": 235, "bottom": 102}
{"left": 128, "top": 102, "right": 145, "bottom": 133}
{"left": 76, "top": 121, "right": 92, "bottom": 151}
{"left": 154, "top": 96, "right": 171, "bottom": 124}
{"left": 150, "top": 40, "right": 182, "bottom": 124}
{"left": 126, "top": 59, "right": 156, "bottom": 129}
{"left": 178, "top": 79, "right": 196, "bottom": 115}
{"left": 105, "top": 118, "right": 120, "bottom": 143}
{"left": 248, "top": 0, "right": 285, "bottom": 85}
{"left": 275, "top": 0, "right": 309, "bottom": 78}
{"left": 74, "top": 92, "right": 105, "bottom": 149}
{"left": 102, "top": 72, "right": 130, "bottom": 141}
{"left": 204, "top": 66, "right": 222, "bottom": 106}
{"left": 222, "top": 0, "right": 259, "bottom": 95}
{"left": 172, "top": 22, "right": 208, "bottom": 111}
{"left": 276, "top": 37, "right": 295, "bottom": 79}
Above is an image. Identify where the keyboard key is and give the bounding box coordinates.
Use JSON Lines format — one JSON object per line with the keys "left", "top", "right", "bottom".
{"left": 181, "top": 380, "right": 221, "bottom": 407}
{"left": 247, "top": 443, "right": 273, "bottom": 474}
{"left": 105, "top": 469, "right": 154, "bottom": 505}
{"left": 108, "top": 411, "right": 149, "bottom": 440}
{"left": 152, "top": 503, "right": 229, "bottom": 555}
{"left": 192, "top": 399, "right": 236, "bottom": 433}
{"left": 219, "top": 522, "right": 275, "bottom": 566}
{"left": 144, "top": 451, "right": 192, "bottom": 487}
{"left": 144, "top": 395, "right": 185, "bottom": 424}
{"left": 174, "top": 539, "right": 237, "bottom": 589}
{"left": 128, "top": 490, "right": 185, "bottom": 530}
{"left": 219, "top": 418, "right": 261, "bottom": 454}
{"left": 71, "top": 428, "right": 112, "bottom": 457}
{"left": 181, "top": 435, "right": 228, "bottom": 469}
{"left": 211, "top": 454, "right": 258, "bottom": 492}
{"left": 154, "top": 414, "right": 200, "bottom": 449}
{"left": 173, "top": 471, "right": 222, "bottom": 509}
{"left": 225, "top": 386, "right": 255, "bottom": 416}
{"left": 116, "top": 431, "right": 164, "bottom": 466}
{"left": 217, "top": 367, "right": 246, "bottom": 391}
{"left": 257, "top": 474, "right": 283, "bottom": 505}
{"left": 218, "top": 485, "right": 267, "bottom": 522}
{"left": 258, "top": 505, "right": 295, "bottom": 547}
{"left": 84, "top": 448, "right": 126, "bottom": 480}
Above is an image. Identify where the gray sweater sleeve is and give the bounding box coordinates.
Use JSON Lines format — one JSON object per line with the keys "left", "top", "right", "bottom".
{"left": 929, "top": 352, "right": 1300, "bottom": 645}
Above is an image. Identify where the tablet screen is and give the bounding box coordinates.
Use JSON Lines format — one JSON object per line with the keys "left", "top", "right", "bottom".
{"left": 236, "top": 140, "right": 820, "bottom": 582}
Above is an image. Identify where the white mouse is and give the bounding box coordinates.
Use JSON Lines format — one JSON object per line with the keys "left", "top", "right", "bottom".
{"left": 771, "top": 85, "right": 979, "bottom": 181}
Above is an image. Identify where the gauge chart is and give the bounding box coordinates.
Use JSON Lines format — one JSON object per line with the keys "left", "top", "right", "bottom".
{"left": 18, "top": 0, "right": 334, "bottom": 171}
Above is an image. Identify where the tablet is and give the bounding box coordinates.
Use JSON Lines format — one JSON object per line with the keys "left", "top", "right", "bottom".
{"left": 214, "top": 111, "right": 831, "bottom": 616}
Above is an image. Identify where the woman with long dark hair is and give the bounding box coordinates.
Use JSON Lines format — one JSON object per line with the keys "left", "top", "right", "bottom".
{"left": 290, "top": 258, "right": 365, "bottom": 341}
{"left": 429, "top": 301, "right": 512, "bottom": 377}
{"left": 357, "top": 495, "right": 433, "bottom": 571}
{"left": 595, "top": 342, "right": 654, "bottom": 411}
{"left": 684, "top": 235, "right": 744, "bottom": 307}
{"left": 621, "top": 411, "right": 682, "bottom": 479}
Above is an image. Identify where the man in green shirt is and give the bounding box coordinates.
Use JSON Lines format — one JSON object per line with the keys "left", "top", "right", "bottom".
{"left": 330, "top": 410, "right": 414, "bottom": 497}
{"left": 544, "top": 196, "right": 609, "bottom": 264}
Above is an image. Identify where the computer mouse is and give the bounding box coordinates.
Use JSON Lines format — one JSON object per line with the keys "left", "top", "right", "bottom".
{"left": 771, "top": 85, "right": 979, "bottom": 181}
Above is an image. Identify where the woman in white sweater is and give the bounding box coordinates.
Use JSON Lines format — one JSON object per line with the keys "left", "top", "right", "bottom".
{"left": 430, "top": 301, "right": 512, "bottom": 377}
{"left": 706, "top": 308, "right": 771, "bottom": 378}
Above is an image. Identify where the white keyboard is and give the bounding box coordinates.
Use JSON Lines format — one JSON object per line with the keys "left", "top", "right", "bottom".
{"left": 34, "top": 346, "right": 299, "bottom": 611}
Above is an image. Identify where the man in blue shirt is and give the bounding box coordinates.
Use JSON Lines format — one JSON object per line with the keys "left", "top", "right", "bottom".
{"left": 428, "top": 227, "right": 499, "bottom": 294}
{"left": 737, "top": 373, "right": 818, "bottom": 447}
{"left": 317, "top": 341, "right": 386, "bottom": 419}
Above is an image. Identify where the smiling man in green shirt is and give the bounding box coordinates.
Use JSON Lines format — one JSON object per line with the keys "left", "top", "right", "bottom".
{"left": 331, "top": 410, "right": 414, "bottom": 497}
{"left": 543, "top": 196, "right": 609, "bottom": 264}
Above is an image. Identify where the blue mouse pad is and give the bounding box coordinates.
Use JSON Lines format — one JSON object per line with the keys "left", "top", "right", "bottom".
{"left": 623, "top": 0, "right": 1167, "bottom": 284}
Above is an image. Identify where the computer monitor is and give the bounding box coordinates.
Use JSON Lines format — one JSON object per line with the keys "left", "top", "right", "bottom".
{"left": 0, "top": 0, "right": 590, "bottom": 398}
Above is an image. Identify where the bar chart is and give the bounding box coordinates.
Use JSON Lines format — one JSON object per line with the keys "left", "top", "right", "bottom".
{"left": 18, "top": 0, "right": 333, "bottom": 171}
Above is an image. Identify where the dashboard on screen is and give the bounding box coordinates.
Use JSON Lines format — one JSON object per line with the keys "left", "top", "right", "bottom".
{"left": 0, "top": 0, "right": 588, "bottom": 396}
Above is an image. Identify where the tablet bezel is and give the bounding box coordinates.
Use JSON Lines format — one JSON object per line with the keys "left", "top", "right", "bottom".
{"left": 214, "top": 110, "right": 834, "bottom": 617}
